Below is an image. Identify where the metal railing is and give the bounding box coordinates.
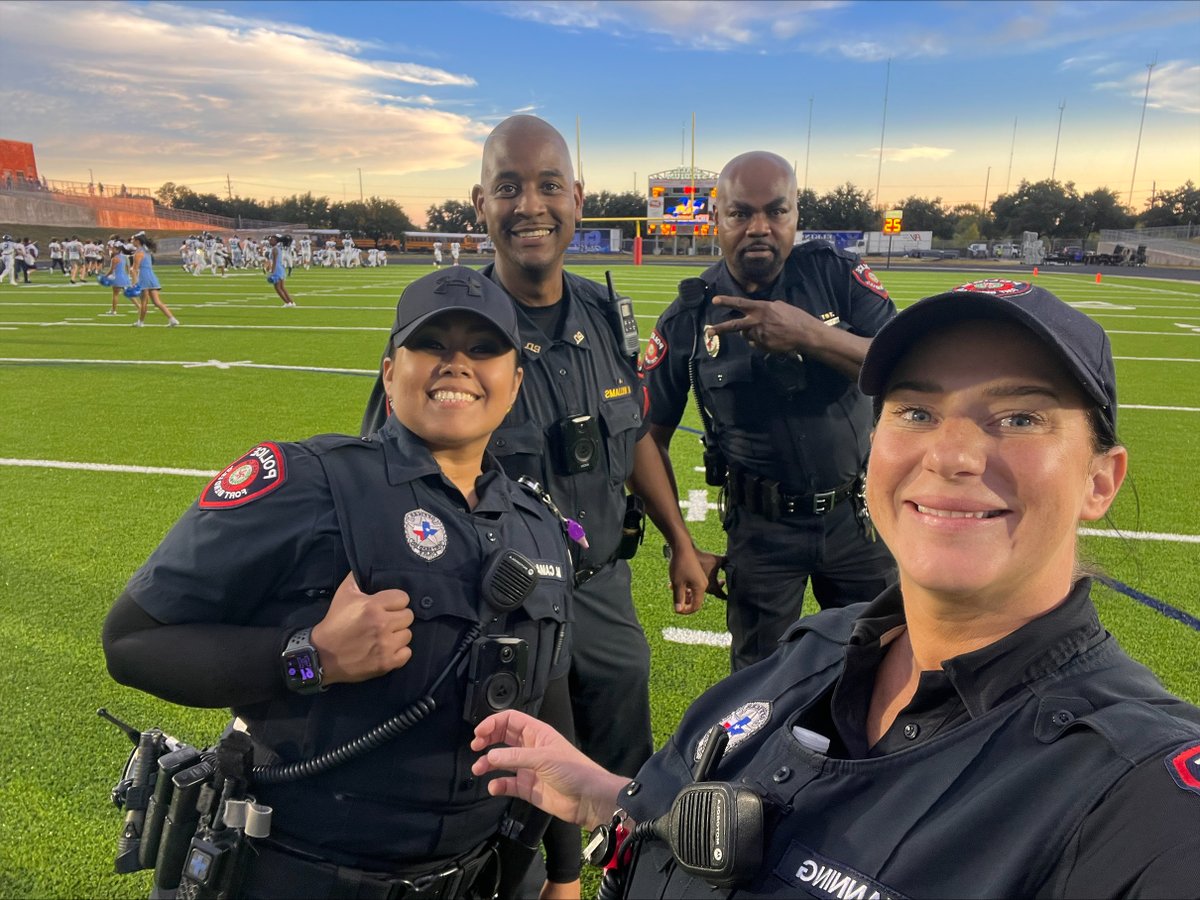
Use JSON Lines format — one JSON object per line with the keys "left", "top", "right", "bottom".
{"left": 1101, "top": 225, "right": 1200, "bottom": 242}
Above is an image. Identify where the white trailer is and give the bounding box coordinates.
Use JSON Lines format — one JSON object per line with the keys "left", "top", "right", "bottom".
{"left": 845, "top": 231, "right": 933, "bottom": 256}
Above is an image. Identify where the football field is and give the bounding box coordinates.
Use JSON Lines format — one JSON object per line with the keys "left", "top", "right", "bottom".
{"left": 1, "top": 261, "right": 1197, "bottom": 897}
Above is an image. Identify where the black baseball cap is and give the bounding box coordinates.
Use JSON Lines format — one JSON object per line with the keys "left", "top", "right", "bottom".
{"left": 389, "top": 266, "right": 520, "bottom": 352}
{"left": 860, "top": 279, "right": 1117, "bottom": 437}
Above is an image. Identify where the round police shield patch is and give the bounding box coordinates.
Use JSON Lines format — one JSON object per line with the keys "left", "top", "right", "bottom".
{"left": 199, "top": 442, "right": 287, "bottom": 509}
{"left": 953, "top": 278, "right": 1033, "bottom": 298}
{"left": 404, "top": 508, "right": 447, "bottom": 561}
{"left": 694, "top": 701, "right": 772, "bottom": 762}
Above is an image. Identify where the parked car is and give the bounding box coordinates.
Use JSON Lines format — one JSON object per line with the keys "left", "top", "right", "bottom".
{"left": 967, "top": 243, "right": 990, "bottom": 259}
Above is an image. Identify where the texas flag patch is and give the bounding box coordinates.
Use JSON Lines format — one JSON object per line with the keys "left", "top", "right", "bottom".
{"left": 199, "top": 442, "right": 286, "bottom": 509}
{"left": 405, "top": 508, "right": 448, "bottom": 561}
{"left": 694, "top": 701, "right": 772, "bottom": 762}
{"left": 852, "top": 263, "right": 890, "bottom": 300}
{"left": 1165, "top": 741, "right": 1200, "bottom": 796}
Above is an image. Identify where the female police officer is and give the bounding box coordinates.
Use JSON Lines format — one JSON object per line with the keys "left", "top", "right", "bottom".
{"left": 103, "top": 266, "right": 573, "bottom": 898}
{"left": 471, "top": 279, "right": 1200, "bottom": 898}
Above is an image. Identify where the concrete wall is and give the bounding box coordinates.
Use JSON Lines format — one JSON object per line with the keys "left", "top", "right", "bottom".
{"left": 0, "top": 192, "right": 96, "bottom": 226}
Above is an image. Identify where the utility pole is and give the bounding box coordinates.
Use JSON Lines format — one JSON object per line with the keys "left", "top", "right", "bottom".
{"left": 1128, "top": 56, "right": 1157, "bottom": 210}
{"left": 1051, "top": 101, "right": 1065, "bottom": 182}
{"left": 982, "top": 166, "right": 991, "bottom": 211}
{"left": 358, "top": 168, "right": 364, "bottom": 202}
{"left": 226, "top": 174, "right": 233, "bottom": 200}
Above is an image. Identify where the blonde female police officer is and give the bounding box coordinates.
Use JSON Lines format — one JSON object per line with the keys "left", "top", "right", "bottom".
{"left": 103, "top": 267, "right": 573, "bottom": 898}
{"left": 471, "top": 279, "right": 1200, "bottom": 899}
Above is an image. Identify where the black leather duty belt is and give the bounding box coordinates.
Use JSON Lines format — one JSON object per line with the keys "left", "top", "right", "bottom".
{"left": 726, "top": 468, "right": 856, "bottom": 520}
{"left": 247, "top": 838, "right": 500, "bottom": 900}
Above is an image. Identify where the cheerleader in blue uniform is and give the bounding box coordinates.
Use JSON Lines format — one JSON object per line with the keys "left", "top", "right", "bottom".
{"left": 129, "top": 232, "right": 180, "bottom": 328}
{"left": 100, "top": 242, "right": 134, "bottom": 316}
{"left": 267, "top": 233, "right": 296, "bottom": 307}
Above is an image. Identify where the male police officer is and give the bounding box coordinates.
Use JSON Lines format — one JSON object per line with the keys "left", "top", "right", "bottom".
{"left": 643, "top": 151, "right": 898, "bottom": 671}
{"left": 363, "top": 117, "right": 707, "bottom": 777}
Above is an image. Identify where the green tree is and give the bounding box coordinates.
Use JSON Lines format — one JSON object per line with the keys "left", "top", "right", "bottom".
{"left": 891, "top": 195, "right": 953, "bottom": 239}
{"left": 817, "top": 183, "right": 876, "bottom": 230}
{"left": 425, "top": 200, "right": 477, "bottom": 233}
{"left": 582, "top": 191, "right": 646, "bottom": 238}
{"left": 990, "top": 179, "right": 1083, "bottom": 238}
{"left": 795, "top": 188, "right": 821, "bottom": 229}
{"left": 1138, "top": 181, "right": 1200, "bottom": 228}
{"left": 1078, "top": 187, "right": 1134, "bottom": 235}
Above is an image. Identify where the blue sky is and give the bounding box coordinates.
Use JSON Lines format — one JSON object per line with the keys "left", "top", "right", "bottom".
{"left": 2, "top": 1, "right": 1197, "bottom": 225}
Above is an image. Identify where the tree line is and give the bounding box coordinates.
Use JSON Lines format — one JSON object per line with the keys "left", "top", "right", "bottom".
{"left": 156, "top": 179, "right": 1197, "bottom": 242}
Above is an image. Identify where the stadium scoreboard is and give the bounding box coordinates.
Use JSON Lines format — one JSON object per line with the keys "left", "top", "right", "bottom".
{"left": 647, "top": 170, "right": 719, "bottom": 236}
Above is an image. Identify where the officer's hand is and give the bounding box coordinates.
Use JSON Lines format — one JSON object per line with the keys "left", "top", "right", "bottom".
{"left": 471, "top": 710, "right": 628, "bottom": 830}
{"left": 311, "top": 571, "right": 414, "bottom": 685}
{"left": 668, "top": 542, "right": 707, "bottom": 615}
{"left": 707, "top": 295, "right": 824, "bottom": 354}
{"left": 695, "top": 550, "right": 728, "bottom": 600}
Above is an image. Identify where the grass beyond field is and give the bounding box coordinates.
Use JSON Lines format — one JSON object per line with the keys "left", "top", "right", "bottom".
{"left": 1, "top": 261, "right": 1197, "bottom": 898}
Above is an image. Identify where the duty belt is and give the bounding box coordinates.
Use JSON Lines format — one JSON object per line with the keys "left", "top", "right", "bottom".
{"left": 246, "top": 838, "right": 500, "bottom": 900}
{"left": 725, "top": 467, "right": 856, "bottom": 520}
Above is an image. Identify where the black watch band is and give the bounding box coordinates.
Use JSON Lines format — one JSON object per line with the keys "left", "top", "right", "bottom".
{"left": 281, "top": 627, "right": 324, "bottom": 694}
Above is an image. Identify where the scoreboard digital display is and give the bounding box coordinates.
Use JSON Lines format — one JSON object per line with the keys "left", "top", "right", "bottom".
{"left": 650, "top": 182, "right": 717, "bottom": 225}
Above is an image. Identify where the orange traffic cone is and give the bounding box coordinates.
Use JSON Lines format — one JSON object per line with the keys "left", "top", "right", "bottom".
{"left": 1095, "top": 272, "right": 1102, "bottom": 284}
{"left": 1032, "top": 266, "right": 1039, "bottom": 277}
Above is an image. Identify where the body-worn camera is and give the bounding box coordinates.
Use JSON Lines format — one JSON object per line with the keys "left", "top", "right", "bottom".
{"left": 552, "top": 414, "right": 601, "bottom": 475}
{"left": 464, "top": 636, "right": 529, "bottom": 724}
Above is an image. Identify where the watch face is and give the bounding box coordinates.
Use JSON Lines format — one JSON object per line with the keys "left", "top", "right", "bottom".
{"left": 287, "top": 652, "right": 317, "bottom": 683}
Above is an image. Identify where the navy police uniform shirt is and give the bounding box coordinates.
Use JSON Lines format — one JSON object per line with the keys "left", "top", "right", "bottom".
{"left": 621, "top": 579, "right": 1200, "bottom": 898}
{"left": 642, "top": 241, "right": 895, "bottom": 493}
{"left": 481, "top": 265, "right": 644, "bottom": 570}
{"left": 125, "top": 418, "right": 572, "bottom": 868}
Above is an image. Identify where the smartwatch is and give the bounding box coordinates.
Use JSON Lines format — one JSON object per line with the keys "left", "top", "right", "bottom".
{"left": 281, "top": 627, "right": 324, "bottom": 694}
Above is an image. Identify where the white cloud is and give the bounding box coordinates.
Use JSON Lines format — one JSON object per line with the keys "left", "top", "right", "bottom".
{"left": 491, "top": 0, "right": 847, "bottom": 51}
{"left": 856, "top": 146, "right": 956, "bottom": 163}
{"left": 1095, "top": 61, "right": 1200, "bottom": 115}
{"left": 0, "top": 2, "right": 489, "bottom": 191}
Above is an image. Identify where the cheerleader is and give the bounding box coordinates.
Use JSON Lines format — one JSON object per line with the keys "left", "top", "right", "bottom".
{"left": 129, "top": 232, "right": 180, "bottom": 327}
{"left": 267, "top": 234, "right": 296, "bottom": 307}
{"left": 100, "top": 243, "right": 134, "bottom": 315}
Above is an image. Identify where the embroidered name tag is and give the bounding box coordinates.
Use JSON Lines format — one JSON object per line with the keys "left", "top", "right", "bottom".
{"left": 774, "top": 842, "right": 908, "bottom": 900}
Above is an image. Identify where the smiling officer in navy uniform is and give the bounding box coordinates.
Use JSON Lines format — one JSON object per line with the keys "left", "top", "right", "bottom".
{"left": 471, "top": 281, "right": 1200, "bottom": 900}
{"left": 103, "top": 266, "right": 574, "bottom": 898}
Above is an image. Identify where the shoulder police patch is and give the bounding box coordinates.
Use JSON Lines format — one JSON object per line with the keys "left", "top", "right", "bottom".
{"left": 694, "top": 700, "right": 772, "bottom": 762}
{"left": 852, "top": 262, "right": 890, "bottom": 300}
{"left": 642, "top": 329, "right": 667, "bottom": 371}
{"left": 1166, "top": 741, "right": 1200, "bottom": 797}
{"left": 199, "top": 442, "right": 287, "bottom": 509}
{"left": 405, "top": 508, "right": 447, "bottom": 561}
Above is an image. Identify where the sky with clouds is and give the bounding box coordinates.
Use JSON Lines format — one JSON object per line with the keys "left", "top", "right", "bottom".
{"left": 2, "top": 0, "right": 1196, "bottom": 225}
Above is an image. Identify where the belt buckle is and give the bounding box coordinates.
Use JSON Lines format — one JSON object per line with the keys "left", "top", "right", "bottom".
{"left": 812, "top": 490, "right": 837, "bottom": 515}
{"left": 397, "top": 863, "right": 462, "bottom": 899}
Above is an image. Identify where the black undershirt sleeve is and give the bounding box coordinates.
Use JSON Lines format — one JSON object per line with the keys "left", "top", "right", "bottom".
{"left": 102, "top": 591, "right": 290, "bottom": 708}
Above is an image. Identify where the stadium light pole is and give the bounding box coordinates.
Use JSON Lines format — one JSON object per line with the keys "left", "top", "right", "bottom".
{"left": 1006, "top": 117, "right": 1017, "bottom": 193}
{"left": 875, "top": 59, "right": 891, "bottom": 210}
{"left": 1128, "top": 57, "right": 1157, "bottom": 210}
{"left": 804, "top": 96, "right": 814, "bottom": 193}
{"left": 1051, "top": 101, "right": 1065, "bottom": 182}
